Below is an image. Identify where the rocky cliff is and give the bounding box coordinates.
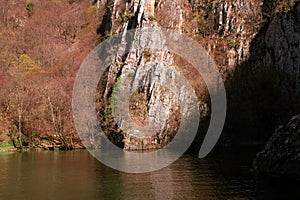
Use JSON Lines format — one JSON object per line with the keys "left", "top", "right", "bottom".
{"left": 94, "top": 0, "right": 262, "bottom": 150}
{"left": 95, "top": 0, "right": 205, "bottom": 150}
{"left": 93, "top": 0, "right": 300, "bottom": 151}
{"left": 96, "top": 0, "right": 267, "bottom": 78}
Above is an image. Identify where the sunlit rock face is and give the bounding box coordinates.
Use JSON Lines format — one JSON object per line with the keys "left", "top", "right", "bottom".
{"left": 95, "top": 0, "right": 205, "bottom": 150}
{"left": 253, "top": 114, "right": 300, "bottom": 179}
{"left": 105, "top": 30, "right": 201, "bottom": 150}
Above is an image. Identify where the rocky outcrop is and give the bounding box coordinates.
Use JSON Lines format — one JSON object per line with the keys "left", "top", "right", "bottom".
{"left": 253, "top": 115, "right": 300, "bottom": 179}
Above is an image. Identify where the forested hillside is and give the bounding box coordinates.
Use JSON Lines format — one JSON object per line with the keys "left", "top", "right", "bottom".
{"left": 0, "top": 0, "right": 103, "bottom": 149}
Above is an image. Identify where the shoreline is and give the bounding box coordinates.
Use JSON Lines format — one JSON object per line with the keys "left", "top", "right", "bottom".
{"left": 0, "top": 142, "right": 85, "bottom": 153}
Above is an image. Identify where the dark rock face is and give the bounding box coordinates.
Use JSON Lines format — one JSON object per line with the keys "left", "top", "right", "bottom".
{"left": 250, "top": 2, "right": 300, "bottom": 88}
{"left": 253, "top": 115, "right": 300, "bottom": 179}
{"left": 225, "top": 1, "right": 300, "bottom": 144}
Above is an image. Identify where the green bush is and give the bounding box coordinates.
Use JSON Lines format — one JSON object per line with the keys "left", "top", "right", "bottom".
{"left": 26, "top": 2, "right": 34, "bottom": 16}
{"left": 143, "top": 49, "right": 152, "bottom": 62}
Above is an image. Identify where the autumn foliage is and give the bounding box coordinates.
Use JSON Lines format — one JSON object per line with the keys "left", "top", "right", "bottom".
{"left": 0, "top": 0, "right": 105, "bottom": 149}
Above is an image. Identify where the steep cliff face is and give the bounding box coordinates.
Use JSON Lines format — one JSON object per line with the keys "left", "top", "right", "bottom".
{"left": 94, "top": 0, "right": 265, "bottom": 150}
{"left": 95, "top": 0, "right": 203, "bottom": 150}
{"left": 94, "top": 0, "right": 300, "bottom": 150}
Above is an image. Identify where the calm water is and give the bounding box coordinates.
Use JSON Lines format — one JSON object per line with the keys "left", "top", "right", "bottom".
{"left": 0, "top": 146, "right": 299, "bottom": 200}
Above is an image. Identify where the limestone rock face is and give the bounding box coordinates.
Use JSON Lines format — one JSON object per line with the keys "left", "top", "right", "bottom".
{"left": 99, "top": 0, "right": 265, "bottom": 71}
{"left": 253, "top": 115, "right": 300, "bottom": 179}
{"left": 95, "top": 0, "right": 267, "bottom": 150}
{"left": 96, "top": 0, "right": 300, "bottom": 151}
{"left": 96, "top": 0, "right": 204, "bottom": 150}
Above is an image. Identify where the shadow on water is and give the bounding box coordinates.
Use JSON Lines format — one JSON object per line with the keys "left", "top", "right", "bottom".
{"left": 256, "top": 175, "right": 300, "bottom": 200}
{"left": 206, "top": 145, "right": 300, "bottom": 200}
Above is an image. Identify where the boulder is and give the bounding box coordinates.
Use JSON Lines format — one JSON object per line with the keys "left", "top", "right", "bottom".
{"left": 253, "top": 115, "right": 300, "bottom": 179}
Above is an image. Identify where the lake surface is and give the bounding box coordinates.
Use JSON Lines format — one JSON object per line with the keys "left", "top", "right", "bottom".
{"left": 0, "top": 146, "right": 299, "bottom": 200}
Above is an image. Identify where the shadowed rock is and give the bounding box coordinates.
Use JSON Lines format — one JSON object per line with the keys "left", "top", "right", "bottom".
{"left": 254, "top": 114, "right": 300, "bottom": 179}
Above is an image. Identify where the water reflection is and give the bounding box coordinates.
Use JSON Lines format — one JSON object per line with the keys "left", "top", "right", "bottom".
{"left": 0, "top": 147, "right": 299, "bottom": 200}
